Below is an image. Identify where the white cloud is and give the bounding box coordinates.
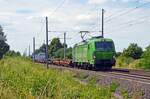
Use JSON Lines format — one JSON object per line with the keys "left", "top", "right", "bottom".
{"left": 0, "top": 12, "right": 15, "bottom": 16}
{"left": 88, "top": 0, "right": 108, "bottom": 4}
{"left": 76, "top": 14, "right": 94, "bottom": 20}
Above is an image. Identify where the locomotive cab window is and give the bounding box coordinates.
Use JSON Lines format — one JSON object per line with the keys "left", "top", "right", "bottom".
{"left": 95, "top": 42, "right": 114, "bottom": 51}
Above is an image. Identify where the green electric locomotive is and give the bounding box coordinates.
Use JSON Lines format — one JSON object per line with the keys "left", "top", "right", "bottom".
{"left": 72, "top": 36, "right": 116, "bottom": 70}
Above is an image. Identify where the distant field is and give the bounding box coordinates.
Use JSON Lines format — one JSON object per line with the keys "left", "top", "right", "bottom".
{"left": 0, "top": 57, "right": 122, "bottom": 99}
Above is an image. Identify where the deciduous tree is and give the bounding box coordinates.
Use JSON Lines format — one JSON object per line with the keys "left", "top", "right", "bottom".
{"left": 122, "top": 43, "right": 143, "bottom": 59}
{"left": 0, "top": 25, "right": 9, "bottom": 59}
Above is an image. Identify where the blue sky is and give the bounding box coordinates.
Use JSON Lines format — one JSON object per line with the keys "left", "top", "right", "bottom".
{"left": 0, "top": 0, "right": 150, "bottom": 54}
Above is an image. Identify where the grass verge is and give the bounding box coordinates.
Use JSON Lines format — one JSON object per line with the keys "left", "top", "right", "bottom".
{"left": 0, "top": 57, "right": 120, "bottom": 99}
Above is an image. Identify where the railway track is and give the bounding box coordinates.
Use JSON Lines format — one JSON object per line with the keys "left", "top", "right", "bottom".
{"left": 107, "top": 69, "right": 150, "bottom": 84}
{"left": 103, "top": 71, "right": 150, "bottom": 84}
{"left": 111, "top": 68, "right": 150, "bottom": 77}
{"left": 47, "top": 64, "right": 150, "bottom": 84}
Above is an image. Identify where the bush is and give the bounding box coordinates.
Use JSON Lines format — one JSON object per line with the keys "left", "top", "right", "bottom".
{"left": 122, "top": 43, "right": 143, "bottom": 59}
{"left": 5, "top": 50, "right": 21, "bottom": 57}
{"left": 116, "top": 55, "right": 139, "bottom": 69}
{"left": 115, "top": 52, "right": 122, "bottom": 57}
{"left": 138, "top": 45, "right": 150, "bottom": 69}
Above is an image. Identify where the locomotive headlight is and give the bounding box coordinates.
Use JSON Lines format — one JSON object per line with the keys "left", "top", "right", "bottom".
{"left": 113, "top": 55, "right": 115, "bottom": 58}
{"left": 113, "top": 55, "right": 116, "bottom": 59}
{"left": 93, "top": 52, "right": 96, "bottom": 59}
{"left": 93, "top": 55, "right": 96, "bottom": 59}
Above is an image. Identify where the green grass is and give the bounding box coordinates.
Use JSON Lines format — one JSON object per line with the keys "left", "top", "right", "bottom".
{"left": 0, "top": 57, "right": 119, "bottom": 99}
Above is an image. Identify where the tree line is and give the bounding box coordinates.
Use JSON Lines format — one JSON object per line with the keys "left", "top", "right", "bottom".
{"left": 35, "top": 38, "right": 72, "bottom": 59}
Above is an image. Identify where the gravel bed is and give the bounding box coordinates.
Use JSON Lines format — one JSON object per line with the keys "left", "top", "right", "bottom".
{"left": 95, "top": 75, "right": 150, "bottom": 99}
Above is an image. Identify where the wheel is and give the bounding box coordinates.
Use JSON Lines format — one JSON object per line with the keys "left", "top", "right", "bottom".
{"left": 73, "top": 62, "right": 77, "bottom": 68}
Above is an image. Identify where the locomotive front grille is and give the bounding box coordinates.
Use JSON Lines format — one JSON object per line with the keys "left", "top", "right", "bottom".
{"left": 95, "top": 59, "right": 113, "bottom": 65}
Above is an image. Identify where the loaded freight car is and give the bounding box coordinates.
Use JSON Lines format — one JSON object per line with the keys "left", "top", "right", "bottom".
{"left": 72, "top": 36, "right": 116, "bottom": 70}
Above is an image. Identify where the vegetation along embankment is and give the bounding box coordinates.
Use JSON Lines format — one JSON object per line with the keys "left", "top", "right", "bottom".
{"left": 0, "top": 56, "right": 128, "bottom": 99}
{"left": 115, "top": 43, "right": 150, "bottom": 70}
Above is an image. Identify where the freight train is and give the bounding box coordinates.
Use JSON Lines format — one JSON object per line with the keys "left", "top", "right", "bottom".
{"left": 52, "top": 36, "right": 116, "bottom": 70}
{"left": 34, "top": 53, "right": 46, "bottom": 63}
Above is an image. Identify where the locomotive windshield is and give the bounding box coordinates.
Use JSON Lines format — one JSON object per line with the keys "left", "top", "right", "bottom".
{"left": 95, "top": 42, "right": 114, "bottom": 51}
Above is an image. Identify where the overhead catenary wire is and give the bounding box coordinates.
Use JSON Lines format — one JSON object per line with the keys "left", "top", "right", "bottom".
{"left": 106, "top": 15, "right": 150, "bottom": 31}
{"left": 90, "top": 1, "right": 150, "bottom": 34}
{"left": 45, "top": 1, "right": 101, "bottom": 45}
{"left": 104, "top": 0, "right": 143, "bottom": 20}
{"left": 49, "top": 0, "right": 66, "bottom": 16}
{"left": 71, "top": 6, "right": 99, "bottom": 31}
{"left": 106, "top": 16, "right": 150, "bottom": 33}
{"left": 105, "top": 8, "right": 130, "bottom": 21}
{"left": 37, "top": 19, "right": 45, "bottom": 38}
{"left": 35, "top": 0, "right": 66, "bottom": 50}
{"left": 66, "top": 32, "right": 81, "bottom": 45}
{"left": 105, "top": 1, "right": 150, "bottom": 23}
{"left": 35, "top": 19, "right": 46, "bottom": 49}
